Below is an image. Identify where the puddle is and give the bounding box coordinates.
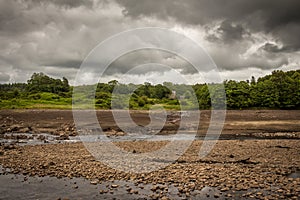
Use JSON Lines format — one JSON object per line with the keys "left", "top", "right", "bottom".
{"left": 287, "top": 171, "right": 300, "bottom": 178}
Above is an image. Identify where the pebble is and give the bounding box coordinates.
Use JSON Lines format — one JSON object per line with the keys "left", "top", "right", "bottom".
{"left": 90, "top": 180, "right": 98, "bottom": 185}
{"left": 111, "top": 184, "right": 119, "bottom": 188}
{"left": 214, "top": 193, "right": 220, "bottom": 198}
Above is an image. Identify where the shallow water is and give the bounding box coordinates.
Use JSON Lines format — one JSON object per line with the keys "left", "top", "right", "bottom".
{"left": 0, "top": 166, "right": 230, "bottom": 200}
{"left": 1, "top": 131, "right": 298, "bottom": 146}
{"left": 0, "top": 132, "right": 77, "bottom": 146}
{"left": 287, "top": 171, "right": 300, "bottom": 178}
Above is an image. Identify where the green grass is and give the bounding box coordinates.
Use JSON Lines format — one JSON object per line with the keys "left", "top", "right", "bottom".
{"left": 0, "top": 98, "right": 199, "bottom": 110}
{"left": 0, "top": 99, "right": 72, "bottom": 109}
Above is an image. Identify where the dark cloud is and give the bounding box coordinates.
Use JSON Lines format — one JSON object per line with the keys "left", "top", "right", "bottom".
{"left": 117, "top": 0, "right": 300, "bottom": 28}
{"left": 206, "top": 20, "right": 249, "bottom": 43}
{"left": 105, "top": 49, "right": 197, "bottom": 76}
{"left": 0, "top": 0, "right": 299, "bottom": 84}
{"left": 218, "top": 21, "right": 247, "bottom": 42}
{"left": 117, "top": 0, "right": 300, "bottom": 51}
{"left": 0, "top": 0, "right": 98, "bottom": 36}
{"left": 260, "top": 43, "right": 300, "bottom": 53}
{"left": 0, "top": 0, "right": 54, "bottom": 36}
{"left": 43, "top": 60, "right": 83, "bottom": 69}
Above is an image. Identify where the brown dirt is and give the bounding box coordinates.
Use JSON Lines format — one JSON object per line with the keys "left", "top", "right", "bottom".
{"left": 0, "top": 109, "right": 299, "bottom": 137}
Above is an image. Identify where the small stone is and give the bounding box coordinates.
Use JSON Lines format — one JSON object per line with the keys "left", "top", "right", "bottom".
{"left": 151, "top": 194, "right": 160, "bottom": 200}
{"left": 129, "top": 189, "right": 138, "bottom": 194}
{"left": 151, "top": 185, "right": 159, "bottom": 191}
{"left": 90, "top": 180, "right": 98, "bottom": 185}
{"left": 220, "top": 187, "right": 229, "bottom": 192}
{"left": 214, "top": 193, "right": 220, "bottom": 198}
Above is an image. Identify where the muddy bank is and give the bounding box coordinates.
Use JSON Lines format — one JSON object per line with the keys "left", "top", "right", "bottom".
{"left": 0, "top": 109, "right": 300, "bottom": 139}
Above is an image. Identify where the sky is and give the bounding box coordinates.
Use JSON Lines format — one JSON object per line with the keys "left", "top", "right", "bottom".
{"left": 0, "top": 0, "right": 299, "bottom": 85}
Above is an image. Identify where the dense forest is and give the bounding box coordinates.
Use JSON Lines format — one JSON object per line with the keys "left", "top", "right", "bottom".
{"left": 0, "top": 70, "right": 299, "bottom": 109}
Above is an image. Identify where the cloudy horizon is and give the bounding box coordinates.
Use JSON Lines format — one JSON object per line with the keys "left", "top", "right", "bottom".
{"left": 0, "top": 0, "right": 299, "bottom": 85}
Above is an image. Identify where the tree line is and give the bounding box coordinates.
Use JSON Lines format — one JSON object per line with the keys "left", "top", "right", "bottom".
{"left": 0, "top": 70, "right": 299, "bottom": 109}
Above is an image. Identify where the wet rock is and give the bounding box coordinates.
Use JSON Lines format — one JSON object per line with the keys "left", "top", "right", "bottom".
{"left": 0, "top": 127, "right": 6, "bottom": 134}
{"left": 116, "top": 131, "right": 126, "bottom": 136}
{"left": 226, "top": 194, "right": 232, "bottom": 197}
{"left": 16, "top": 134, "right": 28, "bottom": 140}
{"left": 56, "top": 134, "right": 69, "bottom": 140}
{"left": 150, "top": 194, "right": 160, "bottom": 200}
{"left": 37, "top": 135, "right": 46, "bottom": 141}
{"left": 129, "top": 189, "right": 138, "bottom": 194}
{"left": 27, "top": 126, "right": 40, "bottom": 134}
{"left": 10, "top": 125, "right": 23, "bottom": 132}
{"left": 3, "top": 144, "right": 17, "bottom": 150}
{"left": 54, "top": 123, "right": 77, "bottom": 136}
{"left": 220, "top": 187, "right": 229, "bottom": 192}
{"left": 105, "top": 128, "right": 126, "bottom": 137}
{"left": 90, "top": 180, "right": 98, "bottom": 185}
{"left": 18, "top": 127, "right": 30, "bottom": 133}
{"left": 111, "top": 184, "right": 119, "bottom": 188}
{"left": 213, "top": 193, "right": 220, "bottom": 198}
{"left": 151, "top": 185, "right": 160, "bottom": 192}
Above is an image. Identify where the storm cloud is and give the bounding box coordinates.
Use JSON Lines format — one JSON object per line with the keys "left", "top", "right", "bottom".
{"left": 0, "top": 0, "right": 299, "bottom": 84}
{"left": 117, "top": 0, "right": 300, "bottom": 46}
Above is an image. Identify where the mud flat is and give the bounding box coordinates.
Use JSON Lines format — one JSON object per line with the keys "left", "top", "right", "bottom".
{"left": 0, "top": 109, "right": 300, "bottom": 139}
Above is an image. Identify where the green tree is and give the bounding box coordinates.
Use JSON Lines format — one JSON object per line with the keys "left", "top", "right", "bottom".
{"left": 26, "top": 72, "right": 70, "bottom": 95}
